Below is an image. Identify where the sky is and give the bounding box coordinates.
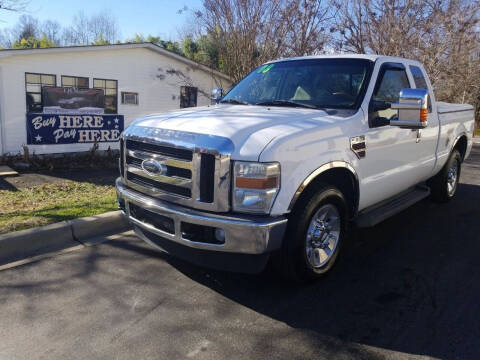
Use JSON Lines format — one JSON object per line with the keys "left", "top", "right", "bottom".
{"left": 0, "top": 0, "right": 203, "bottom": 41}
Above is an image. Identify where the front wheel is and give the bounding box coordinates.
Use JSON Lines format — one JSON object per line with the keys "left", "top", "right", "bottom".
{"left": 276, "top": 184, "right": 348, "bottom": 282}
{"left": 429, "top": 149, "right": 462, "bottom": 203}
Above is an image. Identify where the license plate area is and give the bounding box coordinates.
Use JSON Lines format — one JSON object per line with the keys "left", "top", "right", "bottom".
{"left": 128, "top": 202, "right": 175, "bottom": 234}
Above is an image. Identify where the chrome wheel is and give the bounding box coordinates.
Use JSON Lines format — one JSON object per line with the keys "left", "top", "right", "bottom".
{"left": 305, "top": 204, "right": 341, "bottom": 268}
{"left": 447, "top": 158, "right": 459, "bottom": 196}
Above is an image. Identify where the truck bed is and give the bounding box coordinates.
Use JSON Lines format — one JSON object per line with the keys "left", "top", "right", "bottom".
{"left": 436, "top": 101, "right": 475, "bottom": 131}
{"left": 436, "top": 102, "right": 474, "bottom": 114}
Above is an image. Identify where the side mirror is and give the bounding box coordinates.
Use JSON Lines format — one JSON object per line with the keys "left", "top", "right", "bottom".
{"left": 390, "top": 88, "right": 428, "bottom": 129}
{"left": 368, "top": 99, "right": 392, "bottom": 128}
{"left": 370, "top": 100, "right": 390, "bottom": 112}
{"left": 211, "top": 88, "right": 223, "bottom": 104}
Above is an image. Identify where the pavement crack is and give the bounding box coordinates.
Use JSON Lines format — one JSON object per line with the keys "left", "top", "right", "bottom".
{"left": 69, "top": 223, "right": 85, "bottom": 246}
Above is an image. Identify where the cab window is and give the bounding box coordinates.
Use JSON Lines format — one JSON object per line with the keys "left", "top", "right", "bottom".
{"left": 370, "top": 65, "right": 411, "bottom": 126}
{"left": 409, "top": 65, "right": 432, "bottom": 112}
{"left": 373, "top": 68, "right": 410, "bottom": 103}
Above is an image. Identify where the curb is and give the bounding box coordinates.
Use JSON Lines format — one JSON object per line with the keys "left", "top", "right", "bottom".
{"left": 0, "top": 211, "right": 130, "bottom": 266}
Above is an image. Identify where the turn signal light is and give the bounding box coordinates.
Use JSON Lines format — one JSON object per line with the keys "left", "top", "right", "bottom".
{"left": 420, "top": 108, "right": 428, "bottom": 122}
{"left": 236, "top": 177, "right": 278, "bottom": 189}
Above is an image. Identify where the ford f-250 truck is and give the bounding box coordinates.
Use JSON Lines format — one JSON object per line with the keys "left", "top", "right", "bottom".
{"left": 116, "top": 55, "right": 475, "bottom": 281}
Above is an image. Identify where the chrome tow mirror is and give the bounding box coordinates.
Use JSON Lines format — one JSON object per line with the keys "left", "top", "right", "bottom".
{"left": 211, "top": 88, "right": 223, "bottom": 104}
{"left": 390, "top": 88, "right": 428, "bottom": 129}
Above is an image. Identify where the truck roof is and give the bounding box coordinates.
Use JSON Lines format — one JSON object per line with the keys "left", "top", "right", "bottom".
{"left": 267, "top": 54, "right": 421, "bottom": 65}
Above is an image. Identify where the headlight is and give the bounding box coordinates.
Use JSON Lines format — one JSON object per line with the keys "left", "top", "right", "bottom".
{"left": 232, "top": 161, "right": 280, "bottom": 214}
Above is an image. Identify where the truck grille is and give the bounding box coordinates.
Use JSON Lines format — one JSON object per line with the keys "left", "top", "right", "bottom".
{"left": 126, "top": 139, "right": 193, "bottom": 161}
{"left": 125, "top": 139, "right": 194, "bottom": 199}
{"left": 121, "top": 131, "right": 232, "bottom": 212}
{"left": 127, "top": 172, "right": 192, "bottom": 198}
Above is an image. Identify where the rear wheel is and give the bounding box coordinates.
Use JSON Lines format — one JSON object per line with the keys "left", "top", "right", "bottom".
{"left": 429, "top": 149, "right": 462, "bottom": 202}
{"left": 276, "top": 184, "right": 348, "bottom": 282}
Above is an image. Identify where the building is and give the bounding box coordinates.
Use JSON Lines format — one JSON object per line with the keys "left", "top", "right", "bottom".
{"left": 0, "top": 43, "right": 232, "bottom": 155}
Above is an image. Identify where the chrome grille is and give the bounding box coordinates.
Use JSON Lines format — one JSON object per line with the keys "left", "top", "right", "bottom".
{"left": 126, "top": 139, "right": 193, "bottom": 199}
{"left": 121, "top": 126, "right": 233, "bottom": 212}
{"left": 126, "top": 139, "right": 193, "bottom": 161}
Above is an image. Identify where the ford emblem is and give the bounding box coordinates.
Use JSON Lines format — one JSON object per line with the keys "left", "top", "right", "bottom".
{"left": 141, "top": 159, "right": 166, "bottom": 176}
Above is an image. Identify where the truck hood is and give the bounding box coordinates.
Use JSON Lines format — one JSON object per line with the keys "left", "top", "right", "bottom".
{"left": 129, "top": 104, "right": 353, "bottom": 160}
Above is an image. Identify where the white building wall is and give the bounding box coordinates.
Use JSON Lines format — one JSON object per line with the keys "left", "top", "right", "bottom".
{"left": 0, "top": 47, "right": 231, "bottom": 155}
{"left": 0, "top": 65, "right": 4, "bottom": 155}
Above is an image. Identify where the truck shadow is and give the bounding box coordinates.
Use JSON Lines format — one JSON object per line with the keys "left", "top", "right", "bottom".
{"left": 143, "top": 180, "right": 480, "bottom": 359}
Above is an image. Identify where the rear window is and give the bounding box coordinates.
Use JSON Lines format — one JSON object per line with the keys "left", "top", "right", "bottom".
{"left": 410, "top": 65, "right": 432, "bottom": 111}
{"left": 410, "top": 66, "right": 428, "bottom": 89}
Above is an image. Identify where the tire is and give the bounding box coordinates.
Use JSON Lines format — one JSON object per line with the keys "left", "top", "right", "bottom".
{"left": 428, "top": 149, "right": 462, "bottom": 203}
{"left": 276, "top": 184, "right": 348, "bottom": 282}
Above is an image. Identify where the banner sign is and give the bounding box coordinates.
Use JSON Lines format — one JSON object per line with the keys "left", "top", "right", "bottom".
{"left": 26, "top": 114, "right": 124, "bottom": 144}
{"left": 42, "top": 87, "right": 105, "bottom": 114}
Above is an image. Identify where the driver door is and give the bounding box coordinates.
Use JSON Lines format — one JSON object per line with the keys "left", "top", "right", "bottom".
{"left": 359, "top": 62, "right": 420, "bottom": 209}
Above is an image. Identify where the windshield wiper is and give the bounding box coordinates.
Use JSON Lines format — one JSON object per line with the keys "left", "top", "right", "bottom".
{"left": 255, "top": 100, "right": 319, "bottom": 109}
{"left": 220, "top": 99, "right": 249, "bottom": 105}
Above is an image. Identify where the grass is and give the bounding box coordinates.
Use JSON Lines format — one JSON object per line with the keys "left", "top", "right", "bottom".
{"left": 0, "top": 180, "right": 117, "bottom": 234}
{"left": 475, "top": 128, "right": 480, "bottom": 137}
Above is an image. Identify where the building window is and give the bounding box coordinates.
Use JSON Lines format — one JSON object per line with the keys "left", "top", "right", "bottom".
{"left": 121, "top": 92, "right": 139, "bottom": 105}
{"left": 93, "top": 78, "right": 118, "bottom": 114}
{"left": 61, "top": 75, "right": 89, "bottom": 89}
{"left": 25, "top": 72, "right": 56, "bottom": 113}
{"left": 180, "top": 86, "right": 197, "bottom": 108}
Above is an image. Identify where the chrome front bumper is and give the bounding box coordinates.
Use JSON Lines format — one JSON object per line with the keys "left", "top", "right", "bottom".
{"left": 116, "top": 178, "right": 287, "bottom": 255}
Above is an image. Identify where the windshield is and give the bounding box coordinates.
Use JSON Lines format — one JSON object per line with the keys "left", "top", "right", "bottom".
{"left": 222, "top": 58, "right": 373, "bottom": 110}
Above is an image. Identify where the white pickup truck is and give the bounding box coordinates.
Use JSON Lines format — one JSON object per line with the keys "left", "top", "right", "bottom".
{"left": 116, "top": 55, "right": 475, "bottom": 281}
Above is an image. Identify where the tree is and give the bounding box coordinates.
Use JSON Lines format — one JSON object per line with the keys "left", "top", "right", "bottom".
{"left": 8, "top": 14, "right": 57, "bottom": 49}
{"left": 62, "top": 11, "right": 119, "bottom": 45}
{"left": 124, "top": 33, "right": 182, "bottom": 55}
{"left": 0, "top": 0, "right": 29, "bottom": 14}
{"left": 333, "top": 0, "right": 480, "bottom": 124}
{"left": 89, "top": 10, "right": 118, "bottom": 44}
{"left": 195, "top": 33, "right": 220, "bottom": 69}
{"left": 281, "top": 0, "right": 334, "bottom": 56}
{"left": 0, "top": 14, "right": 61, "bottom": 48}
{"left": 125, "top": 33, "right": 146, "bottom": 43}
{"left": 41, "top": 20, "right": 62, "bottom": 45}
{"left": 146, "top": 35, "right": 161, "bottom": 44}
{"left": 15, "top": 14, "right": 38, "bottom": 40}
{"left": 91, "top": 34, "right": 110, "bottom": 46}
{"left": 163, "top": 40, "right": 182, "bottom": 54}
{"left": 194, "top": 0, "right": 334, "bottom": 82}
{"left": 12, "top": 34, "right": 54, "bottom": 48}
{"left": 196, "top": 0, "right": 282, "bottom": 81}
{"left": 62, "top": 11, "right": 90, "bottom": 45}
{"left": 0, "top": 28, "right": 15, "bottom": 48}
{"left": 182, "top": 37, "right": 198, "bottom": 60}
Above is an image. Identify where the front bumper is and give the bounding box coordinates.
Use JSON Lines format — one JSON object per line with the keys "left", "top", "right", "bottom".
{"left": 116, "top": 178, "right": 287, "bottom": 255}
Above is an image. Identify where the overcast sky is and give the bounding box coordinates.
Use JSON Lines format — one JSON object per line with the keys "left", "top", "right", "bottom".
{"left": 0, "top": 0, "right": 203, "bottom": 41}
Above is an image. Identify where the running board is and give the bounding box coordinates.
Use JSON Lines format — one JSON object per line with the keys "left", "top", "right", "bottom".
{"left": 354, "top": 186, "right": 430, "bottom": 228}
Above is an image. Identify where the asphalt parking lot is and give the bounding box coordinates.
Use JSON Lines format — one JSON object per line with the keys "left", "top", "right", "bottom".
{"left": 1, "top": 144, "right": 479, "bottom": 360}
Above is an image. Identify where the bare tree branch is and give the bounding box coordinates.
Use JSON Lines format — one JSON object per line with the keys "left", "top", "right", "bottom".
{"left": 0, "top": 0, "right": 29, "bottom": 13}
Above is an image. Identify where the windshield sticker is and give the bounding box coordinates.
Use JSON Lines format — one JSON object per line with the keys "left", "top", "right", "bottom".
{"left": 257, "top": 64, "right": 274, "bottom": 74}
{"left": 257, "top": 65, "right": 268, "bottom": 73}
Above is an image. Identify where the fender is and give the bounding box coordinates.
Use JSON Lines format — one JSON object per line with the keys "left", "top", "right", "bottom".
{"left": 450, "top": 132, "right": 469, "bottom": 160}
{"left": 287, "top": 160, "right": 359, "bottom": 212}
{"left": 434, "top": 113, "right": 473, "bottom": 175}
